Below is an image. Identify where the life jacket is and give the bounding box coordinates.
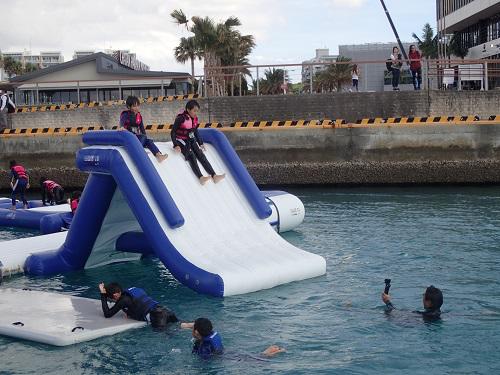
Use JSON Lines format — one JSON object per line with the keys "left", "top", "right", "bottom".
{"left": 11, "top": 165, "right": 28, "bottom": 180}
{"left": 120, "top": 110, "right": 143, "bottom": 135}
{"left": 70, "top": 198, "right": 79, "bottom": 214}
{"left": 193, "top": 331, "right": 224, "bottom": 358}
{"left": 43, "top": 180, "right": 61, "bottom": 193}
{"left": 124, "top": 287, "right": 159, "bottom": 320}
{"left": 174, "top": 111, "right": 199, "bottom": 140}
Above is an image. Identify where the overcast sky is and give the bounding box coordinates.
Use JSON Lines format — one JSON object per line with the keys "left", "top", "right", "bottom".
{"left": 1, "top": 0, "right": 436, "bottom": 79}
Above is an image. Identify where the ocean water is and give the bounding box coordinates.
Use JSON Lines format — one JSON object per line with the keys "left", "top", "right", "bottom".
{"left": 1, "top": 186, "right": 500, "bottom": 375}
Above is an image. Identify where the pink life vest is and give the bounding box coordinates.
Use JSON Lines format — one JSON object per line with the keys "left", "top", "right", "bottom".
{"left": 43, "top": 180, "right": 60, "bottom": 193}
{"left": 175, "top": 111, "right": 199, "bottom": 140}
{"left": 11, "top": 165, "right": 28, "bottom": 180}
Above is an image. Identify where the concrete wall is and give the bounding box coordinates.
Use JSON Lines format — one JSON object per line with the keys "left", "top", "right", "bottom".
{"left": 3, "top": 124, "right": 500, "bottom": 189}
{"left": 7, "top": 91, "right": 500, "bottom": 130}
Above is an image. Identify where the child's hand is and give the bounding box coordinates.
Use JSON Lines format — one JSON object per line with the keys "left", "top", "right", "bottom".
{"left": 26, "top": 183, "right": 30, "bottom": 189}
{"left": 117, "top": 127, "right": 125, "bottom": 131}
{"left": 381, "top": 293, "right": 391, "bottom": 304}
{"left": 99, "top": 283, "right": 106, "bottom": 294}
{"left": 262, "top": 345, "right": 286, "bottom": 357}
{"left": 180, "top": 322, "right": 194, "bottom": 329}
{"left": 174, "top": 146, "right": 181, "bottom": 153}
{"left": 200, "top": 144, "right": 206, "bottom": 152}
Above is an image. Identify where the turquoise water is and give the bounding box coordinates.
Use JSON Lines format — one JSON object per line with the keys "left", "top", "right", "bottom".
{"left": 1, "top": 186, "right": 500, "bottom": 374}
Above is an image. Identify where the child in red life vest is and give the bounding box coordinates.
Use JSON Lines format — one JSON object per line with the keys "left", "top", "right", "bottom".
{"left": 171, "top": 100, "right": 225, "bottom": 185}
{"left": 40, "top": 177, "right": 65, "bottom": 205}
{"left": 119, "top": 96, "right": 168, "bottom": 163}
{"left": 9, "top": 160, "right": 30, "bottom": 210}
{"left": 68, "top": 190, "right": 81, "bottom": 215}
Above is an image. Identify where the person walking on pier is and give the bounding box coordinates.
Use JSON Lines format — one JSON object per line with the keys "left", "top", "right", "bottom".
{"left": 390, "top": 47, "right": 402, "bottom": 91}
{"left": 408, "top": 45, "right": 422, "bottom": 90}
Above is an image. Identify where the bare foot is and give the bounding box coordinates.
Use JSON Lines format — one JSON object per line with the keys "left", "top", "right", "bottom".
{"left": 199, "top": 176, "right": 211, "bottom": 185}
{"left": 156, "top": 154, "right": 168, "bottom": 163}
{"left": 213, "top": 174, "right": 226, "bottom": 184}
{"left": 262, "top": 345, "right": 286, "bottom": 357}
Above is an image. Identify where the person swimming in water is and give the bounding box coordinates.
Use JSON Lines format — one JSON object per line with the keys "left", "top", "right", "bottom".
{"left": 382, "top": 285, "right": 443, "bottom": 321}
{"left": 180, "top": 317, "right": 285, "bottom": 360}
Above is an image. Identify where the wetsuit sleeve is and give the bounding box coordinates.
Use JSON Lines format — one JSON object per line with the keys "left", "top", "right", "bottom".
{"left": 139, "top": 118, "right": 146, "bottom": 136}
{"left": 100, "top": 293, "right": 128, "bottom": 318}
{"left": 171, "top": 116, "right": 183, "bottom": 147}
{"left": 194, "top": 127, "right": 203, "bottom": 145}
{"left": 384, "top": 301, "right": 395, "bottom": 311}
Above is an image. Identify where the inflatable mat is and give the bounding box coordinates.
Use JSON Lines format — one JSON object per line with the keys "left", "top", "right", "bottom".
{"left": 0, "top": 289, "right": 146, "bottom": 346}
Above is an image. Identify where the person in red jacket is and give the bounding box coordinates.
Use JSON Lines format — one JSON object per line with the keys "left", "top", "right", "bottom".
{"left": 119, "top": 96, "right": 168, "bottom": 163}
{"left": 40, "top": 177, "right": 65, "bottom": 205}
{"left": 171, "top": 100, "right": 225, "bottom": 185}
{"left": 408, "top": 45, "right": 422, "bottom": 90}
{"left": 9, "top": 160, "right": 29, "bottom": 210}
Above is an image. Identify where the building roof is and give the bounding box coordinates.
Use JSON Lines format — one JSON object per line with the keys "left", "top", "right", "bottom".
{"left": 10, "top": 52, "right": 190, "bottom": 83}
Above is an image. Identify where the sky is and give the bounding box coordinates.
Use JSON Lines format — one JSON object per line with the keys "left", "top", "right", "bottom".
{"left": 0, "top": 0, "right": 437, "bottom": 81}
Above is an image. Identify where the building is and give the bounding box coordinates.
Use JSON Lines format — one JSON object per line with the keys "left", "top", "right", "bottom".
{"left": 9, "top": 52, "right": 191, "bottom": 105}
{"left": 437, "top": 0, "right": 500, "bottom": 59}
{"left": 73, "top": 51, "right": 96, "bottom": 60}
{"left": 339, "top": 43, "right": 413, "bottom": 92}
{"left": 301, "top": 49, "right": 338, "bottom": 84}
{"left": 1, "top": 51, "right": 64, "bottom": 69}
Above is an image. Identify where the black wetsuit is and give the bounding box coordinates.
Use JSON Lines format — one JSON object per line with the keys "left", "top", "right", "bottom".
{"left": 100, "top": 292, "right": 150, "bottom": 321}
{"left": 385, "top": 301, "right": 441, "bottom": 321}
{"left": 171, "top": 112, "right": 216, "bottom": 179}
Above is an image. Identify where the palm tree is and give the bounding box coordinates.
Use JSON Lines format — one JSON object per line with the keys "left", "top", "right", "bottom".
{"left": 259, "top": 68, "right": 288, "bottom": 95}
{"left": 174, "top": 37, "right": 201, "bottom": 93}
{"left": 2, "top": 57, "right": 23, "bottom": 78}
{"left": 171, "top": 9, "right": 255, "bottom": 96}
{"left": 314, "top": 56, "right": 352, "bottom": 92}
{"left": 412, "top": 23, "right": 438, "bottom": 58}
{"left": 448, "top": 33, "right": 469, "bottom": 59}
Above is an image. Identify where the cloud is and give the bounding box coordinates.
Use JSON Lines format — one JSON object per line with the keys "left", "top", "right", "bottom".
{"left": 330, "top": 0, "right": 366, "bottom": 7}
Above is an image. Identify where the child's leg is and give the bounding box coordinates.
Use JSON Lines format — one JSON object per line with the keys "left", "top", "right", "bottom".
{"left": 192, "top": 142, "right": 216, "bottom": 176}
{"left": 181, "top": 144, "right": 203, "bottom": 179}
{"left": 11, "top": 183, "right": 17, "bottom": 208}
{"left": 19, "top": 185, "right": 28, "bottom": 208}
{"left": 143, "top": 138, "right": 167, "bottom": 162}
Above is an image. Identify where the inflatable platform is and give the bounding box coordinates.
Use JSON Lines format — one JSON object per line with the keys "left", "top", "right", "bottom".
{"left": 0, "top": 288, "right": 145, "bottom": 346}
{"left": 23, "top": 130, "right": 326, "bottom": 297}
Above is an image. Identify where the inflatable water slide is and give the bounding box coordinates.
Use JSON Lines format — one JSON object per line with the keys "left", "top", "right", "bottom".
{"left": 20, "top": 129, "right": 326, "bottom": 297}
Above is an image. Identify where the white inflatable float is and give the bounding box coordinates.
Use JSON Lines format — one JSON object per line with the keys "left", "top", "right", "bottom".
{"left": 0, "top": 288, "right": 145, "bottom": 346}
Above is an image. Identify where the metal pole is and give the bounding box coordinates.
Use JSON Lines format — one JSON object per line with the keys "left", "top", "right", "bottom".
{"left": 36, "top": 83, "right": 39, "bottom": 105}
{"left": 77, "top": 81, "right": 81, "bottom": 103}
{"left": 256, "top": 66, "right": 260, "bottom": 96}
{"left": 239, "top": 72, "right": 242, "bottom": 96}
{"left": 309, "top": 64, "right": 313, "bottom": 93}
{"left": 283, "top": 67, "right": 286, "bottom": 95}
{"left": 379, "top": 0, "right": 409, "bottom": 60}
{"left": 484, "top": 61, "right": 489, "bottom": 91}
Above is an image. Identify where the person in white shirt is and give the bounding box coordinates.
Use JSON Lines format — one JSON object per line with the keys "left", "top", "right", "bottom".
{"left": 351, "top": 64, "right": 360, "bottom": 92}
{"left": 0, "top": 90, "right": 15, "bottom": 129}
{"left": 390, "top": 47, "right": 403, "bottom": 91}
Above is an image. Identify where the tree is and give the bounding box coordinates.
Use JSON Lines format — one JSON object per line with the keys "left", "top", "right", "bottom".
{"left": 314, "top": 56, "right": 352, "bottom": 92}
{"left": 448, "top": 33, "right": 469, "bottom": 59}
{"left": 3, "top": 56, "right": 23, "bottom": 78}
{"left": 24, "top": 62, "right": 40, "bottom": 73}
{"left": 259, "top": 68, "right": 288, "bottom": 95}
{"left": 412, "top": 23, "right": 438, "bottom": 58}
{"left": 174, "top": 37, "right": 201, "bottom": 93}
{"left": 171, "top": 9, "right": 255, "bottom": 96}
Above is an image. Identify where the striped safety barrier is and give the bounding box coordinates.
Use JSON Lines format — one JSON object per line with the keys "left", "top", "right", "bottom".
{"left": 14, "top": 94, "right": 200, "bottom": 114}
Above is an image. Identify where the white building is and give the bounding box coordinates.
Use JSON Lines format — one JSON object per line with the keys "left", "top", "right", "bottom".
{"left": 301, "top": 49, "right": 338, "bottom": 84}
{"left": 1, "top": 51, "right": 64, "bottom": 69}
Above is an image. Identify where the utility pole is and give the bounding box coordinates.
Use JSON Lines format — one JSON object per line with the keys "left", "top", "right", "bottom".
{"left": 379, "top": 0, "right": 408, "bottom": 60}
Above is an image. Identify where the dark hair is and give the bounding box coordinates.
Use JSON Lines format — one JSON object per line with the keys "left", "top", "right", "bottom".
{"left": 39, "top": 177, "right": 47, "bottom": 185}
{"left": 149, "top": 307, "right": 178, "bottom": 329}
{"left": 9, "top": 160, "right": 17, "bottom": 168}
{"left": 424, "top": 285, "right": 443, "bottom": 310}
{"left": 409, "top": 44, "right": 416, "bottom": 51}
{"left": 392, "top": 46, "right": 399, "bottom": 53}
{"left": 185, "top": 100, "right": 200, "bottom": 111}
{"left": 105, "top": 282, "right": 123, "bottom": 298}
{"left": 71, "top": 191, "right": 82, "bottom": 199}
{"left": 125, "top": 96, "right": 140, "bottom": 108}
{"left": 194, "top": 317, "right": 213, "bottom": 337}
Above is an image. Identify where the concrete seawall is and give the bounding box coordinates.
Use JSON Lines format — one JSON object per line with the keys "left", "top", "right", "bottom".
{"left": 2, "top": 124, "right": 500, "bottom": 189}
{"left": 8, "top": 91, "right": 500, "bottom": 129}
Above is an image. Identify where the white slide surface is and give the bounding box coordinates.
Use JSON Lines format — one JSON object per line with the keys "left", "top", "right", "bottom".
{"left": 86, "top": 142, "right": 326, "bottom": 296}
{"left": 0, "top": 289, "right": 146, "bottom": 346}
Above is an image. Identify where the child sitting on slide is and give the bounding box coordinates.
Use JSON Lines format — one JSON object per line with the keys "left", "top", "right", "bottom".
{"left": 171, "top": 100, "right": 225, "bottom": 185}
{"left": 119, "top": 96, "right": 168, "bottom": 163}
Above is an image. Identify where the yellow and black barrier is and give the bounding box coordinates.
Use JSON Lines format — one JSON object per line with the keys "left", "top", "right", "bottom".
{"left": 0, "top": 126, "right": 104, "bottom": 137}
{"left": 14, "top": 94, "right": 200, "bottom": 114}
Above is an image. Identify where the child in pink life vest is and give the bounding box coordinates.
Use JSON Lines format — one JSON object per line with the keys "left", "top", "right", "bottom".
{"left": 119, "top": 96, "right": 167, "bottom": 163}
{"left": 40, "top": 177, "right": 65, "bottom": 205}
{"left": 9, "top": 160, "right": 29, "bottom": 210}
{"left": 171, "top": 100, "right": 225, "bottom": 185}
